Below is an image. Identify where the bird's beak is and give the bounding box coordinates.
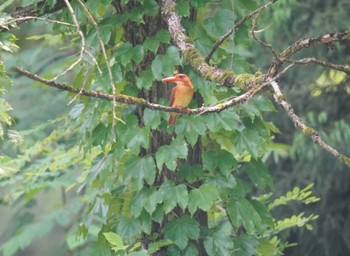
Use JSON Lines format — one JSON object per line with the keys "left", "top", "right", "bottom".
{"left": 162, "top": 76, "right": 178, "bottom": 83}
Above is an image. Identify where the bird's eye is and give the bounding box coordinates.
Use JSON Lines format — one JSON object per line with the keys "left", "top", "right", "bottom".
{"left": 178, "top": 75, "right": 184, "bottom": 79}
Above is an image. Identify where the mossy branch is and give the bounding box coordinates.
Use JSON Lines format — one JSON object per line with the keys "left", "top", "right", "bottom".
{"left": 160, "top": 0, "right": 248, "bottom": 89}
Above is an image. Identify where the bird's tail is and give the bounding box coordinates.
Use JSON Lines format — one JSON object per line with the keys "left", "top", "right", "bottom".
{"left": 168, "top": 113, "right": 179, "bottom": 126}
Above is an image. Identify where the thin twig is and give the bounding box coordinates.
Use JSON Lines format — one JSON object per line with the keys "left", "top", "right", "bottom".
{"left": 48, "top": 0, "right": 87, "bottom": 82}
{"left": 205, "top": 0, "right": 279, "bottom": 63}
{"left": 76, "top": 0, "right": 119, "bottom": 127}
{"left": 0, "top": 16, "right": 75, "bottom": 29}
{"left": 251, "top": 17, "right": 278, "bottom": 59}
{"left": 287, "top": 58, "right": 350, "bottom": 75}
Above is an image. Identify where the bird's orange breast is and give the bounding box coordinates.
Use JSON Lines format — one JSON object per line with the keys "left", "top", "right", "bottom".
{"left": 171, "top": 85, "right": 194, "bottom": 108}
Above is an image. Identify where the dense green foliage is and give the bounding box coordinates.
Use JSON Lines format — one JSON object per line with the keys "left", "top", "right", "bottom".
{"left": 1, "top": 0, "right": 348, "bottom": 255}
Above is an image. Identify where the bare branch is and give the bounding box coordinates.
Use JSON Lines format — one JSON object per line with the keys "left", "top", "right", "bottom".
{"left": 205, "top": 0, "right": 279, "bottom": 63}
{"left": 270, "top": 80, "right": 350, "bottom": 168}
{"left": 280, "top": 31, "right": 350, "bottom": 60}
{"left": 0, "top": 16, "right": 74, "bottom": 28}
{"left": 251, "top": 16, "right": 279, "bottom": 59}
{"left": 288, "top": 58, "right": 350, "bottom": 75}
{"left": 47, "top": 0, "right": 86, "bottom": 82}
{"left": 267, "top": 30, "right": 350, "bottom": 78}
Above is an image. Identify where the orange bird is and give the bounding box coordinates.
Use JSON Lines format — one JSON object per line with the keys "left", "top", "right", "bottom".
{"left": 162, "top": 73, "right": 194, "bottom": 126}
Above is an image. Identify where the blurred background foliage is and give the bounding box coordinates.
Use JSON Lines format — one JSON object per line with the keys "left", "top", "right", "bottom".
{"left": 0, "top": 0, "right": 349, "bottom": 255}
{"left": 258, "top": 0, "right": 350, "bottom": 255}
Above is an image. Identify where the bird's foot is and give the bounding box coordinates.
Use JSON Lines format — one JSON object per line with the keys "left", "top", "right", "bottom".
{"left": 176, "top": 107, "right": 191, "bottom": 115}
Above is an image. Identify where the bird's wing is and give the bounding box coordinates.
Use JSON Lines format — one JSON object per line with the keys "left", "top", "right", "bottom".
{"left": 169, "top": 86, "right": 177, "bottom": 107}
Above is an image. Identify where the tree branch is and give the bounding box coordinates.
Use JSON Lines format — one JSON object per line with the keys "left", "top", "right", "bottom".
{"left": 270, "top": 80, "right": 350, "bottom": 168}
{"left": 14, "top": 66, "right": 262, "bottom": 116}
{"left": 280, "top": 31, "right": 350, "bottom": 60}
{"left": 267, "top": 30, "right": 350, "bottom": 78}
{"left": 205, "top": 0, "right": 279, "bottom": 63}
{"left": 0, "top": 16, "right": 74, "bottom": 29}
{"left": 160, "top": 0, "right": 247, "bottom": 88}
{"left": 288, "top": 58, "right": 350, "bottom": 75}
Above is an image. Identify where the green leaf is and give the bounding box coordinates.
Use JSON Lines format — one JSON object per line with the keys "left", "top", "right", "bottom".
{"left": 0, "top": 155, "right": 19, "bottom": 178}
{"left": 100, "top": 24, "right": 112, "bottom": 43}
{"left": 235, "top": 127, "right": 261, "bottom": 159}
{"left": 131, "top": 187, "right": 162, "bottom": 217}
{"left": 236, "top": 0, "right": 258, "bottom": 12}
{"left": 165, "top": 46, "right": 181, "bottom": 64}
{"left": 139, "top": 210, "right": 152, "bottom": 234}
{"left": 188, "top": 184, "right": 219, "bottom": 215}
{"left": 156, "top": 138, "right": 188, "bottom": 171}
{"left": 177, "top": 0, "right": 190, "bottom": 17}
{"left": 173, "top": 184, "right": 189, "bottom": 210}
{"left": 148, "top": 240, "right": 174, "bottom": 254}
{"left": 126, "top": 126, "right": 150, "bottom": 152}
{"left": 155, "top": 29, "right": 170, "bottom": 43}
{"left": 203, "top": 149, "right": 237, "bottom": 177}
{"left": 151, "top": 46, "right": 182, "bottom": 80}
{"left": 103, "top": 232, "right": 127, "bottom": 251}
{"left": 69, "top": 103, "right": 84, "bottom": 119}
{"left": 128, "top": 250, "right": 149, "bottom": 256}
{"left": 203, "top": 9, "right": 235, "bottom": 37}
{"left": 235, "top": 234, "right": 259, "bottom": 256}
{"left": 91, "top": 123, "right": 112, "bottom": 148}
{"left": 144, "top": 36, "right": 160, "bottom": 53}
{"left": 227, "top": 198, "right": 262, "bottom": 234}
{"left": 123, "top": 155, "right": 156, "bottom": 190}
{"left": 118, "top": 115, "right": 150, "bottom": 153}
{"left": 205, "top": 110, "right": 242, "bottom": 133}
{"left": 175, "top": 116, "right": 206, "bottom": 146}
{"left": 132, "top": 44, "right": 145, "bottom": 64}
{"left": 163, "top": 215, "right": 200, "bottom": 250}
{"left": 157, "top": 181, "right": 189, "bottom": 213}
{"left": 116, "top": 215, "right": 142, "bottom": 241}
{"left": 112, "top": 63, "right": 123, "bottom": 83}
{"left": 241, "top": 101, "right": 262, "bottom": 119}
{"left": 151, "top": 55, "right": 163, "bottom": 80}
{"left": 245, "top": 159, "right": 273, "bottom": 190}
{"left": 250, "top": 95, "right": 275, "bottom": 112}
{"left": 257, "top": 238, "right": 280, "bottom": 256}
{"left": 168, "top": 242, "right": 199, "bottom": 256}
{"left": 207, "top": 173, "right": 236, "bottom": 197}
{"left": 136, "top": 69, "right": 154, "bottom": 89}
{"left": 178, "top": 164, "right": 204, "bottom": 183}
{"left": 250, "top": 200, "right": 274, "bottom": 229}
{"left": 204, "top": 224, "right": 234, "bottom": 256}
{"left": 115, "top": 42, "right": 134, "bottom": 66}
{"left": 143, "top": 108, "right": 161, "bottom": 129}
